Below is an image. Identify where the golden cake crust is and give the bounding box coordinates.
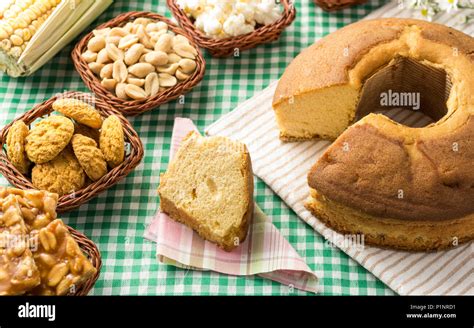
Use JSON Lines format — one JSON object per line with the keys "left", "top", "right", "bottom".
{"left": 305, "top": 189, "right": 474, "bottom": 251}
{"left": 273, "top": 18, "right": 474, "bottom": 106}
{"left": 308, "top": 118, "right": 474, "bottom": 221}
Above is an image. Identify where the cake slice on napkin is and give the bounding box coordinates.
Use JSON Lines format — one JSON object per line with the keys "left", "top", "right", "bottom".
{"left": 158, "top": 131, "right": 254, "bottom": 251}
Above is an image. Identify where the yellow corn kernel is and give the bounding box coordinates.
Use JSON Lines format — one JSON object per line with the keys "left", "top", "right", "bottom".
{"left": 24, "top": 8, "right": 36, "bottom": 22}
{"left": 15, "top": 18, "right": 29, "bottom": 29}
{"left": 36, "top": 3, "right": 48, "bottom": 14}
{"left": 30, "top": 5, "right": 41, "bottom": 16}
{"left": 5, "top": 18, "right": 17, "bottom": 29}
{"left": 31, "top": 19, "right": 41, "bottom": 29}
{"left": 9, "top": 46, "right": 22, "bottom": 57}
{"left": 10, "top": 34, "right": 23, "bottom": 46}
{"left": 17, "top": 1, "right": 32, "bottom": 10}
{"left": 22, "top": 28, "right": 31, "bottom": 41}
{"left": 0, "top": 39, "right": 12, "bottom": 51}
{"left": 14, "top": 29, "right": 23, "bottom": 38}
{"left": 3, "top": 9, "right": 15, "bottom": 19}
{"left": 19, "top": 12, "right": 32, "bottom": 25}
{"left": 1, "top": 22, "right": 14, "bottom": 35}
{"left": 10, "top": 4, "right": 22, "bottom": 13}
{"left": 0, "top": 2, "right": 15, "bottom": 18}
{"left": 0, "top": 28, "right": 8, "bottom": 40}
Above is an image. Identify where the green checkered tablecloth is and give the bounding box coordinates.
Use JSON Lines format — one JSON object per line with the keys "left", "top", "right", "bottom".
{"left": 0, "top": 0, "right": 395, "bottom": 295}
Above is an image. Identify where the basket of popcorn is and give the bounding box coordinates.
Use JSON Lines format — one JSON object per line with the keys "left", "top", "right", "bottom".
{"left": 72, "top": 12, "right": 206, "bottom": 116}
{"left": 0, "top": 187, "right": 101, "bottom": 296}
{"left": 0, "top": 91, "right": 144, "bottom": 212}
{"left": 167, "top": 0, "right": 296, "bottom": 57}
{"left": 313, "top": 0, "right": 368, "bottom": 11}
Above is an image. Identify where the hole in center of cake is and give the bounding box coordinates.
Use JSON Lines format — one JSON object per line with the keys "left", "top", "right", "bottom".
{"left": 355, "top": 56, "right": 452, "bottom": 128}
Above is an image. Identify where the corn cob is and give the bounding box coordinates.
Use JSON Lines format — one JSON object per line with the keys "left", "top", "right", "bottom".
{"left": 0, "top": 1, "right": 60, "bottom": 61}
{"left": 0, "top": 0, "right": 113, "bottom": 77}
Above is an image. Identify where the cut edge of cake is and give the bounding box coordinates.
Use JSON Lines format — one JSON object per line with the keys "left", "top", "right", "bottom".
{"left": 158, "top": 131, "right": 254, "bottom": 251}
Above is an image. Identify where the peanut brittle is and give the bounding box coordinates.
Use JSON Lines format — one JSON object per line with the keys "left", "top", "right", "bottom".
{"left": 30, "top": 219, "right": 96, "bottom": 295}
{"left": 0, "top": 192, "right": 40, "bottom": 295}
{"left": 0, "top": 186, "right": 58, "bottom": 233}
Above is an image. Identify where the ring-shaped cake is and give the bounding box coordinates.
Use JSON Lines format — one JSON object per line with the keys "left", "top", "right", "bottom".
{"left": 273, "top": 18, "right": 474, "bottom": 251}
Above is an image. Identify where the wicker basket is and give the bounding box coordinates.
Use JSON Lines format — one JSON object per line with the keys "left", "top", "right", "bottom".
{"left": 68, "top": 226, "right": 101, "bottom": 296}
{"left": 167, "top": 0, "right": 296, "bottom": 57}
{"left": 0, "top": 91, "right": 144, "bottom": 213}
{"left": 314, "top": 0, "right": 367, "bottom": 11}
{"left": 72, "top": 11, "right": 206, "bottom": 117}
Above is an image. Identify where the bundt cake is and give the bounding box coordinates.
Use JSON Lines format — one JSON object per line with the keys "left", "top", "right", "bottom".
{"left": 272, "top": 18, "right": 474, "bottom": 251}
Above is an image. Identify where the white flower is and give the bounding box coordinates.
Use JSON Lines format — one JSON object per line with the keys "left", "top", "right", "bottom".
{"left": 418, "top": 5, "right": 437, "bottom": 21}
{"left": 438, "top": 0, "right": 459, "bottom": 12}
{"left": 405, "top": 0, "right": 474, "bottom": 25}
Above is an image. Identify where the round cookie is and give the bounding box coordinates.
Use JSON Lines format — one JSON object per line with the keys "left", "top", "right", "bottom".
{"left": 52, "top": 98, "right": 103, "bottom": 129}
{"left": 31, "top": 149, "right": 85, "bottom": 196}
{"left": 6, "top": 121, "right": 31, "bottom": 174}
{"left": 25, "top": 115, "right": 74, "bottom": 164}
{"left": 100, "top": 115, "right": 125, "bottom": 168}
{"left": 74, "top": 123, "right": 100, "bottom": 145}
{"left": 71, "top": 134, "right": 107, "bottom": 181}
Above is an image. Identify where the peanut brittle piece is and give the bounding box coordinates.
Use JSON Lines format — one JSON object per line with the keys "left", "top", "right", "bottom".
{"left": 12, "top": 188, "right": 58, "bottom": 232}
{"left": 30, "top": 219, "right": 96, "bottom": 295}
{"left": 0, "top": 192, "right": 40, "bottom": 295}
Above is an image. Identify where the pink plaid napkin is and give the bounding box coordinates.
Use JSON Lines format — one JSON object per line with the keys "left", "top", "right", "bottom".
{"left": 145, "top": 117, "right": 318, "bottom": 293}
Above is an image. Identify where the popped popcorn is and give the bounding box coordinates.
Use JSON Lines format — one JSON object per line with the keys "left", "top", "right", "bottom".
{"left": 176, "top": 0, "right": 283, "bottom": 38}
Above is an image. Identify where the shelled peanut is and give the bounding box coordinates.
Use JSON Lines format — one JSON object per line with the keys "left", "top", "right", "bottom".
{"left": 82, "top": 17, "right": 198, "bottom": 101}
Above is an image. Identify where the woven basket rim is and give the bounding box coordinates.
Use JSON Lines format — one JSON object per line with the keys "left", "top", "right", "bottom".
{"left": 0, "top": 91, "right": 144, "bottom": 213}
{"left": 72, "top": 11, "right": 206, "bottom": 117}
{"left": 68, "top": 225, "right": 102, "bottom": 296}
{"left": 166, "top": 0, "right": 296, "bottom": 57}
{"left": 314, "top": 0, "right": 368, "bottom": 11}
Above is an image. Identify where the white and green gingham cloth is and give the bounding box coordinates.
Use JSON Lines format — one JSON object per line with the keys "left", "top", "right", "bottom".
{"left": 0, "top": 0, "right": 431, "bottom": 295}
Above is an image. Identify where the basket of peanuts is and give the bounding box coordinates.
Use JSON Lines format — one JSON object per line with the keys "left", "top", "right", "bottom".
{"left": 0, "top": 186, "right": 101, "bottom": 295}
{"left": 0, "top": 91, "right": 144, "bottom": 212}
{"left": 72, "top": 11, "right": 206, "bottom": 116}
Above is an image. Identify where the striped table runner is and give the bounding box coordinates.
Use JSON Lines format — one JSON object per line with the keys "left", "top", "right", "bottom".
{"left": 206, "top": 77, "right": 473, "bottom": 295}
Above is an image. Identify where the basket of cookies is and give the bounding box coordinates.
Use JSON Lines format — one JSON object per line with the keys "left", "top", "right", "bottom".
{"left": 0, "top": 187, "right": 101, "bottom": 296}
{"left": 0, "top": 91, "right": 144, "bottom": 212}
{"left": 72, "top": 11, "right": 206, "bottom": 116}
{"left": 167, "top": 0, "right": 296, "bottom": 57}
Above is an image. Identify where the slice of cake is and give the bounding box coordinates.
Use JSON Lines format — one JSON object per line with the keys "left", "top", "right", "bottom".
{"left": 158, "top": 132, "right": 254, "bottom": 251}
